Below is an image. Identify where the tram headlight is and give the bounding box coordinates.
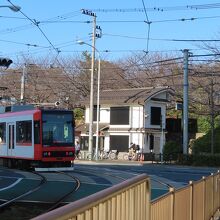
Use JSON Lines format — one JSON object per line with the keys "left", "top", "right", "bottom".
{"left": 43, "top": 152, "right": 51, "bottom": 157}
{"left": 69, "top": 152, "right": 73, "bottom": 156}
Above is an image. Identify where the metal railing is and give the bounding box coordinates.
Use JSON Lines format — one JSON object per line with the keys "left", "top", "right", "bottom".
{"left": 151, "top": 171, "right": 220, "bottom": 220}
{"left": 32, "top": 174, "right": 150, "bottom": 220}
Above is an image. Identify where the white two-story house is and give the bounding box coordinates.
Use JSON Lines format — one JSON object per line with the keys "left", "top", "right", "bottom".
{"left": 76, "top": 86, "right": 173, "bottom": 154}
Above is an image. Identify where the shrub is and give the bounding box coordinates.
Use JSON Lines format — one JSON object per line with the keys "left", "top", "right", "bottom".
{"left": 179, "top": 154, "right": 220, "bottom": 167}
{"left": 192, "top": 126, "right": 220, "bottom": 154}
{"left": 163, "top": 141, "right": 182, "bottom": 161}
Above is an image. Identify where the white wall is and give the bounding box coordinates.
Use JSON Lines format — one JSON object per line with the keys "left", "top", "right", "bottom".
{"left": 85, "top": 108, "right": 89, "bottom": 123}
{"left": 104, "top": 135, "right": 110, "bottom": 151}
{"left": 85, "top": 107, "right": 110, "bottom": 123}
{"left": 131, "top": 106, "right": 143, "bottom": 128}
{"left": 99, "top": 108, "right": 110, "bottom": 123}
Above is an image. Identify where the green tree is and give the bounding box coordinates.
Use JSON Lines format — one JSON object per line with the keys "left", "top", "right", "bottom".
{"left": 192, "top": 126, "right": 220, "bottom": 154}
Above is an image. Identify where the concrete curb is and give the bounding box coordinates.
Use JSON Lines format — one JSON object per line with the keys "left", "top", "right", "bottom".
{"left": 74, "top": 159, "right": 144, "bottom": 166}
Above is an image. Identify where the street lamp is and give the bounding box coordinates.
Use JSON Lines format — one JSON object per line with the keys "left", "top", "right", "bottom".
{"left": 77, "top": 40, "right": 101, "bottom": 160}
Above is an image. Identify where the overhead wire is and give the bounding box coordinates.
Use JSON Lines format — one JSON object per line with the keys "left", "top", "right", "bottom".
{"left": 2, "top": 2, "right": 220, "bottom": 65}
{"left": 91, "top": 3, "right": 220, "bottom": 13}
{"left": 7, "top": 0, "right": 59, "bottom": 54}
{"left": 18, "top": 14, "right": 220, "bottom": 25}
{"left": 103, "top": 33, "right": 220, "bottom": 42}
{"left": 0, "top": 5, "right": 217, "bottom": 58}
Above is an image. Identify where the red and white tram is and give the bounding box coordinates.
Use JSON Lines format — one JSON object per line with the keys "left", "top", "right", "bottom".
{"left": 0, "top": 105, "right": 75, "bottom": 169}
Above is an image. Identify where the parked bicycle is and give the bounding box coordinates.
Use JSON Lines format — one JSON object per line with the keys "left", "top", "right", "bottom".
{"left": 86, "top": 150, "right": 118, "bottom": 160}
{"left": 101, "top": 150, "right": 118, "bottom": 160}
{"left": 123, "top": 148, "right": 141, "bottom": 161}
{"left": 86, "top": 151, "right": 102, "bottom": 160}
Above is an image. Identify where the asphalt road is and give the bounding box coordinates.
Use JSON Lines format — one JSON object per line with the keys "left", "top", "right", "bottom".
{"left": 0, "top": 163, "right": 218, "bottom": 203}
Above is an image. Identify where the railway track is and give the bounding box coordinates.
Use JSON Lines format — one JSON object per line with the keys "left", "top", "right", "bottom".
{"left": 0, "top": 171, "right": 46, "bottom": 209}
{"left": 76, "top": 166, "right": 174, "bottom": 193}
{"left": 45, "top": 171, "right": 81, "bottom": 212}
{"left": 0, "top": 170, "right": 81, "bottom": 220}
{"left": 76, "top": 167, "right": 127, "bottom": 182}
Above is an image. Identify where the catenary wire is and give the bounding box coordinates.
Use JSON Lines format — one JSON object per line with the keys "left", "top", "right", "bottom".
{"left": 91, "top": 3, "right": 220, "bottom": 13}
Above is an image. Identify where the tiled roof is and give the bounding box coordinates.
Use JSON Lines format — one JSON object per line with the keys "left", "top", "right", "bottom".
{"left": 82, "top": 86, "right": 173, "bottom": 105}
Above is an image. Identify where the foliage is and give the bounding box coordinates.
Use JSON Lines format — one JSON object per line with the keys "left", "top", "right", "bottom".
{"left": 163, "top": 141, "right": 182, "bottom": 161}
{"left": 197, "top": 116, "right": 211, "bottom": 133}
{"left": 74, "top": 108, "right": 84, "bottom": 120}
{"left": 178, "top": 154, "right": 220, "bottom": 167}
{"left": 192, "top": 126, "right": 220, "bottom": 154}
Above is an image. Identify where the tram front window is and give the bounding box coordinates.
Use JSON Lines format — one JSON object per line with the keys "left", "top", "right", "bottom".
{"left": 42, "top": 112, "right": 74, "bottom": 146}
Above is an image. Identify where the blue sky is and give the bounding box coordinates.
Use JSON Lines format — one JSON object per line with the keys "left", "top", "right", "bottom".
{"left": 1, "top": 0, "right": 220, "bottom": 62}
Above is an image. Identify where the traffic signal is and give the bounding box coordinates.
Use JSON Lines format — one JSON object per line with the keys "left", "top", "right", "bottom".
{"left": 0, "top": 58, "right": 12, "bottom": 68}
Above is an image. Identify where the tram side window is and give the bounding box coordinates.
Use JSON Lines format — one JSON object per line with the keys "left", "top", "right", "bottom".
{"left": 16, "top": 120, "right": 32, "bottom": 144}
{"left": 0, "top": 123, "right": 6, "bottom": 144}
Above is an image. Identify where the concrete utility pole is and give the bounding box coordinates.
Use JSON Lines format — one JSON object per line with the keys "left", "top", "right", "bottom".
{"left": 183, "top": 49, "right": 189, "bottom": 154}
{"left": 77, "top": 40, "right": 101, "bottom": 161}
{"left": 160, "top": 114, "right": 164, "bottom": 163}
{"left": 81, "top": 9, "right": 97, "bottom": 156}
{"left": 210, "top": 74, "right": 214, "bottom": 155}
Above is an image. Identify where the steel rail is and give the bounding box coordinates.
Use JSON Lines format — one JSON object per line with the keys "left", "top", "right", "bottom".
{"left": 76, "top": 167, "right": 127, "bottom": 181}
{"left": 44, "top": 171, "right": 81, "bottom": 212}
{"left": 0, "top": 171, "right": 46, "bottom": 209}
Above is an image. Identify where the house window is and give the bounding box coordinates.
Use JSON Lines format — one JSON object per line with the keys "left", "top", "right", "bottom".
{"left": 110, "top": 135, "right": 129, "bottom": 152}
{"left": 93, "top": 105, "right": 100, "bottom": 122}
{"left": 151, "top": 107, "right": 161, "bottom": 125}
{"left": 110, "top": 106, "right": 129, "bottom": 125}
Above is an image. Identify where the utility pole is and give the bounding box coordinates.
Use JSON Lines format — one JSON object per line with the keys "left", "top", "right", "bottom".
{"left": 160, "top": 114, "right": 164, "bottom": 163}
{"left": 210, "top": 74, "right": 214, "bottom": 155}
{"left": 81, "top": 9, "right": 97, "bottom": 156}
{"left": 183, "top": 49, "right": 189, "bottom": 154}
{"left": 20, "top": 64, "right": 26, "bottom": 104}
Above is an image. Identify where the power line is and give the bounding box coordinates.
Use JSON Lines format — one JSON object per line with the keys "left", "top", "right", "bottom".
{"left": 103, "top": 33, "right": 220, "bottom": 42}
{"left": 0, "top": 15, "right": 27, "bottom": 20}
{"left": 150, "top": 15, "right": 220, "bottom": 24}
{"left": 0, "top": 38, "right": 49, "bottom": 48}
{"left": 91, "top": 3, "right": 220, "bottom": 13}
{"left": 190, "top": 53, "right": 220, "bottom": 57}
{"left": 7, "top": 0, "right": 62, "bottom": 55}
{"left": 0, "top": 9, "right": 81, "bottom": 36}
{"left": 38, "top": 14, "right": 220, "bottom": 24}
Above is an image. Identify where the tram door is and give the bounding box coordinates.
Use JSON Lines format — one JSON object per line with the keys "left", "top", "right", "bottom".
{"left": 7, "top": 123, "right": 15, "bottom": 156}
